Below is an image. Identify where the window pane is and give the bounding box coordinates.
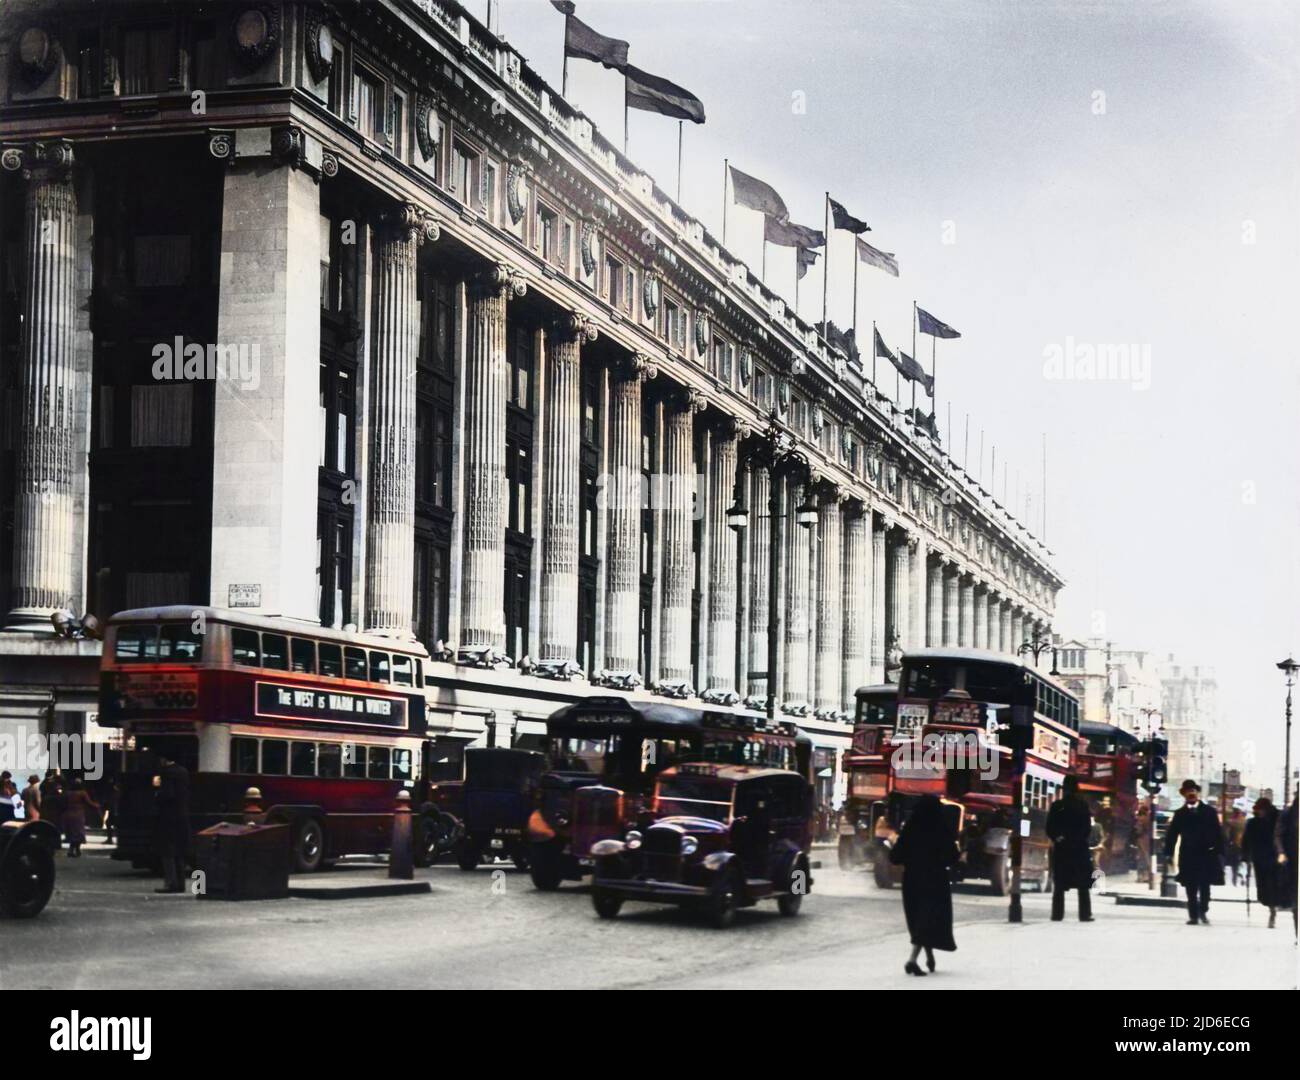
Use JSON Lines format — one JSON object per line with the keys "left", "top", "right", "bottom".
{"left": 392, "top": 748, "right": 413, "bottom": 782}
{"left": 319, "top": 643, "right": 343, "bottom": 678}
{"left": 231, "top": 737, "right": 259, "bottom": 775}
{"left": 367, "top": 745, "right": 391, "bottom": 779}
{"left": 392, "top": 655, "right": 413, "bottom": 687}
{"left": 369, "top": 651, "right": 391, "bottom": 683}
{"left": 232, "top": 629, "right": 260, "bottom": 666}
{"left": 114, "top": 624, "right": 157, "bottom": 661}
{"left": 342, "top": 743, "right": 366, "bottom": 778}
{"left": 261, "top": 634, "right": 288, "bottom": 671}
{"left": 290, "top": 742, "right": 317, "bottom": 777}
{"left": 344, "top": 647, "right": 367, "bottom": 680}
{"left": 318, "top": 743, "right": 342, "bottom": 779}
{"left": 158, "top": 623, "right": 203, "bottom": 661}
{"left": 261, "top": 740, "right": 288, "bottom": 775}
{"left": 291, "top": 638, "right": 316, "bottom": 674}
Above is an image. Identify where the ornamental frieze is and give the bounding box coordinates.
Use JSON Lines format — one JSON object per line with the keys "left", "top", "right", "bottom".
{"left": 579, "top": 222, "right": 598, "bottom": 277}
{"left": 505, "top": 162, "right": 528, "bottom": 225}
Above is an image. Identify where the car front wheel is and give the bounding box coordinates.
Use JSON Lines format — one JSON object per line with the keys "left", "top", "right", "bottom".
{"left": 591, "top": 888, "right": 623, "bottom": 919}
{"left": 708, "top": 866, "right": 742, "bottom": 929}
{"left": 0, "top": 840, "right": 55, "bottom": 918}
{"left": 292, "top": 819, "right": 325, "bottom": 874}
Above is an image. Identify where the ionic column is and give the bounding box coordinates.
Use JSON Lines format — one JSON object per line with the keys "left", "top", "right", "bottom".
{"left": 908, "top": 534, "right": 927, "bottom": 651}
{"left": 814, "top": 485, "right": 842, "bottom": 713}
{"left": 869, "top": 513, "right": 887, "bottom": 682}
{"left": 1011, "top": 608, "right": 1025, "bottom": 654}
{"left": 926, "top": 558, "right": 944, "bottom": 647}
{"left": 606, "top": 354, "right": 656, "bottom": 674}
{"left": 4, "top": 143, "right": 81, "bottom": 629}
{"left": 958, "top": 575, "right": 975, "bottom": 647}
{"left": 365, "top": 206, "right": 435, "bottom": 635}
{"left": 985, "top": 592, "right": 999, "bottom": 652}
{"left": 705, "top": 417, "right": 741, "bottom": 691}
{"left": 784, "top": 477, "right": 812, "bottom": 709}
{"left": 999, "top": 602, "right": 1012, "bottom": 655}
{"left": 973, "top": 583, "right": 989, "bottom": 652}
{"left": 942, "top": 563, "right": 959, "bottom": 646}
{"left": 538, "top": 313, "right": 596, "bottom": 661}
{"left": 886, "top": 526, "right": 910, "bottom": 673}
{"left": 840, "top": 500, "right": 869, "bottom": 711}
{"left": 747, "top": 464, "right": 771, "bottom": 703}
{"left": 459, "top": 263, "right": 525, "bottom": 651}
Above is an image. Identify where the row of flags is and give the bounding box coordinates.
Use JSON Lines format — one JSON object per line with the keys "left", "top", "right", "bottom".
{"left": 550, "top": 3, "right": 959, "bottom": 418}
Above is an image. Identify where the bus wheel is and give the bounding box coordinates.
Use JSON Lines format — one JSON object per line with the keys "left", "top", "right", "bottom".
{"left": 0, "top": 839, "right": 55, "bottom": 918}
{"left": 872, "top": 852, "right": 894, "bottom": 889}
{"left": 455, "top": 843, "right": 479, "bottom": 872}
{"left": 292, "top": 819, "right": 325, "bottom": 874}
{"left": 591, "top": 888, "right": 623, "bottom": 919}
{"left": 528, "top": 843, "right": 563, "bottom": 891}
{"left": 990, "top": 853, "right": 1010, "bottom": 896}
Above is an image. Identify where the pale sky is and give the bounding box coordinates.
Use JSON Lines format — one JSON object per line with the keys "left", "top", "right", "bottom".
{"left": 494, "top": 0, "right": 1300, "bottom": 790}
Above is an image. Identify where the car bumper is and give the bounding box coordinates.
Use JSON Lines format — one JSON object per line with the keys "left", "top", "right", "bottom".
{"left": 593, "top": 877, "right": 711, "bottom": 902}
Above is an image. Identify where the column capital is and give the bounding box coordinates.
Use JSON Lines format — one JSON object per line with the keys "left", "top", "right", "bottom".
{"left": 1, "top": 139, "right": 74, "bottom": 180}
{"left": 552, "top": 311, "right": 599, "bottom": 344}
{"left": 842, "top": 496, "right": 868, "bottom": 519}
{"left": 666, "top": 383, "right": 707, "bottom": 413}
{"left": 816, "top": 479, "right": 843, "bottom": 505}
{"left": 613, "top": 351, "right": 659, "bottom": 383}
{"left": 473, "top": 261, "right": 528, "bottom": 301}
{"left": 705, "top": 411, "right": 747, "bottom": 441}
{"left": 381, "top": 202, "right": 441, "bottom": 246}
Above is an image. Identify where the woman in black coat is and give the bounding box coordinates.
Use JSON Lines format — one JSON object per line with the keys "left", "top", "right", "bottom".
{"left": 890, "top": 795, "right": 959, "bottom": 976}
{"left": 1244, "top": 797, "right": 1281, "bottom": 926}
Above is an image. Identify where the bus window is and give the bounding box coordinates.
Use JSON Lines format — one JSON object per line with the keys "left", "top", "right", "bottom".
{"left": 262, "top": 740, "right": 288, "bottom": 775}
{"left": 393, "top": 748, "right": 413, "bottom": 781}
{"left": 290, "top": 741, "right": 317, "bottom": 777}
{"left": 159, "top": 623, "right": 204, "bottom": 661}
{"left": 231, "top": 737, "right": 259, "bottom": 774}
{"left": 262, "top": 634, "right": 289, "bottom": 671}
{"left": 232, "top": 629, "right": 260, "bottom": 666}
{"left": 367, "top": 745, "right": 391, "bottom": 779}
{"left": 318, "top": 743, "right": 342, "bottom": 779}
{"left": 291, "top": 638, "right": 316, "bottom": 675}
{"left": 114, "top": 624, "right": 158, "bottom": 662}
{"left": 344, "top": 647, "right": 367, "bottom": 680}
{"left": 391, "top": 655, "right": 412, "bottom": 686}
{"left": 342, "top": 743, "right": 365, "bottom": 778}
{"left": 319, "top": 643, "right": 343, "bottom": 678}
{"left": 369, "top": 651, "right": 391, "bottom": 683}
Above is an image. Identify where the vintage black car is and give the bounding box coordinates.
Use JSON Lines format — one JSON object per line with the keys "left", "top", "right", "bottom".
{"left": 589, "top": 764, "right": 815, "bottom": 928}
{"left": 0, "top": 819, "right": 58, "bottom": 918}
{"left": 433, "top": 747, "right": 546, "bottom": 870}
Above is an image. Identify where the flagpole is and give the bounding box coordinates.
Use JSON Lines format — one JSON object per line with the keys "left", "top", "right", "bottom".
{"left": 561, "top": 14, "right": 569, "bottom": 97}
{"left": 623, "top": 76, "right": 629, "bottom": 157}
{"left": 851, "top": 251, "right": 860, "bottom": 357}
{"left": 872, "top": 320, "right": 878, "bottom": 387}
{"left": 761, "top": 240, "right": 767, "bottom": 284}
{"left": 964, "top": 414, "right": 970, "bottom": 471}
{"left": 676, "top": 120, "right": 683, "bottom": 203}
{"left": 722, "top": 159, "right": 729, "bottom": 247}
{"left": 821, "top": 192, "right": 830, "bottom": 331}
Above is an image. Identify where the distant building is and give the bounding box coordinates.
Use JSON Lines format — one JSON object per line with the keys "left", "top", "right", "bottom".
{"left": 1109, "top": 648, "right": 1163, "bottom": 738}
{"left": 1053, "top": 636, "right": 1110, "bottom": 727}
{"left": 1158, "top": 656, "right": 1220, "bottom": 793}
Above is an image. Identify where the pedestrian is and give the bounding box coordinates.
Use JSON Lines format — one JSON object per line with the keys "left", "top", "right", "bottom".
{"left": 1046, "top": 775, "right": 1095, "bottom": 922}
{"left": 20, "top": 775, "right": 42, "bottom": 822}
{"left": 1163, "top": 779, "right": 1224, "bottom": 925}
{"left": 1276, "top": 796, "right": 1298, "bottom": 936}
{"left": 40, "top": 771, "right": 65, "bottom": 848}
{"left": 1135, "top": 802, "right": 1152, "bottom": 882}
{"left": 1223, "top": 807, "right": 1246, "bottom": 886}
{"left": 153, "top": 754, "right": 191, "bottom": 894}
{"left": 889, "top": 794, "right": 959, "bottom": 976}
{"left": 0, "top": 776, "right": 17, "bottom": 823}
{"left": 60, "top": 777, "right": 101, "bottom": 857}
{"left": 1244, "top": 797, "right": 1281, "bottom": 928}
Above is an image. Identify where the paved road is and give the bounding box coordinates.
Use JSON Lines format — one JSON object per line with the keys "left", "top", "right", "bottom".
{"left": 2, "top": 839, "right": 1027, "bottom": 990}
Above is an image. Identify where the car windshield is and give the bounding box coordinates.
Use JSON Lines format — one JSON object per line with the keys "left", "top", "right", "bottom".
{"left": 655, "top": 776, "right": 733, "bottom": 822}
{"left": 548, "top": 735, "right": 620, "bottom": 775}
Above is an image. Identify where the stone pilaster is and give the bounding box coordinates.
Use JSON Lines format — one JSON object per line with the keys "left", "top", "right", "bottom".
{"left": 972, "top": 582, "right": 988, "bottom": 652}
{"left": 942, "top": 563, "right": 959, "bottom": 647}
{"left": 460, "top": 263, "right": 526, "bottom": 651}
{"left": 365, "top": 205, "right": 437, "bottom": 635}
{"left": 4, "top": 143, "right": 81, "bottom": 629}
{"left": 1011, "top": 608, "right": 1025, "bottom": 656}
{"left": 657, "top": 385, "right": 700, "bottom": 682}
{"left": 999, "top": 601, "right": 1012, "bottom": 655}
{"left": 783, "top": 477, "right": 811, "bottom": 709}
{"left": 908, "top": 534, "right": 927, "bottom": 651}
{"left": 926, "top": 558, "right": 944, "bottom": 647}
{"left": 705, "top": 417, "right": 741, "bottom": 691}
{"left": 747, "top": 463, "right": 771, "bottom": 702}
{"left": 604, "top": 353, "right": 655, "bottom": 673}
{"left": 959, "top": 574, "right": 975, "bottom": 647}
{"left": 985, "top": 591, "right": 999, "bottom": 652}
{"left": 886, "top": 527, "right": 910, "bottom": 673}
{"left": 538, "top": 313, "right": 596, "bottom": 660}
{"left": 869, "top": 513, "right": 887, "bottom": 683}
{"left": 814, "top": 485, "right": 842, "bottom": 713}
{"left": 840, "top": 500, "right": 869, "bottom": 711}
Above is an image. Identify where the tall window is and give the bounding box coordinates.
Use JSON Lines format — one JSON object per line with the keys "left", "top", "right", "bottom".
{"left": 605, "top": 254, "right": 623, "bottom": 308}
{"left": 663, "top": 297, "right": 685, "bottom": 352}
{"left": 452, "top": 141, "right": 479, "bottom": 207}
{"left": 537, "top": 204, "right": 559, "bottom": 264}
{"left": 352, "top": 67, "right": 384, "bottom": 142}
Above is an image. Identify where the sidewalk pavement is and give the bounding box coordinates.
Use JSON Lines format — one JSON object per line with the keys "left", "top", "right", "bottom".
{"left": 654, "top": 891, "right": 1298, "bottom": 990}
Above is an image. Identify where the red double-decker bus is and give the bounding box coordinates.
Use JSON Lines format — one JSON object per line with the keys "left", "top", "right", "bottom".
{"left": 98, "top": 607, "right": 447, "bottom": 872}
{"left": 1076, "top": 721, "right": 1141, "bottom": 874}
{"left": 838, "top": 684, "right": 896, "bottom": 871}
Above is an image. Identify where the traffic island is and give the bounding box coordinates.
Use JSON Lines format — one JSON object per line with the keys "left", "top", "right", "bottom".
{"left": 287, "top": 875, "right": 432, "bottom": 900}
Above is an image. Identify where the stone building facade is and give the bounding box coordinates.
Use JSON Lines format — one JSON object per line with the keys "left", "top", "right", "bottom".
{"left": 0, "top": 0, "right": 1062, "bottom": 779}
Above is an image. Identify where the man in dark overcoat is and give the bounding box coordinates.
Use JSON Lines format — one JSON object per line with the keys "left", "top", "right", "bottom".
{"left": 1163, "top": 779, "right": 1223, "bottom": 924}
{"left": 153, "top": 754, "right": 191, "bottom": 894}
{"left": 1047, "top": 775, "right": 1095, "bottom": 921}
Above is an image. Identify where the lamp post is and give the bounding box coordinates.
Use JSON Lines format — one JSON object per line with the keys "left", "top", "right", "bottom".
{"left": 726, "top": 497, "right": 749, "bottom": 698}
{"left": 1139, "top": 706, "right": 1162, "bottom": 891}
{"left": 1278, "top": 657, "right": 1297, "bottom": 806}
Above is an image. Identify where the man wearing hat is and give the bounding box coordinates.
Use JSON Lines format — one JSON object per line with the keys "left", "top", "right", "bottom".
{"left": 1163, "top": 779, "right": 1224, "bottom": 924}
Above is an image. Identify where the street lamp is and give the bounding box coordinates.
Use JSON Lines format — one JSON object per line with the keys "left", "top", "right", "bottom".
{"left": 1278, "top": 656, "right": 1297, "bottom": 806}
{"left": 794, "top": 492, "right": 819, "bottom": 529}
{"left": 725, "top": 500, "right": 749, "bottom": 531}
{"left": 1017, "top": 624, "right": 1058, "bottom": 675}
